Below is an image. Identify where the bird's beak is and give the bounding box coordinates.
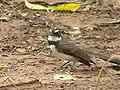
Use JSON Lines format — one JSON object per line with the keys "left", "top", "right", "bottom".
{"left": 48, "top": 29, "right": 53, "bottom": 36}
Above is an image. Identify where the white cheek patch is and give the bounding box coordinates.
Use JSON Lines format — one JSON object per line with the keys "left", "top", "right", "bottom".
{"left": 48, "top": 36, "right": 62, "bottom": 41}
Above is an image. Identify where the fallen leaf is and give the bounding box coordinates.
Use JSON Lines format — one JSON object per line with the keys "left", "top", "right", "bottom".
{"left": 24, "top": 0, "right": 83, "bottom": 12}
{"left": 0, "top": 64, "right": 8, "bottom": 69}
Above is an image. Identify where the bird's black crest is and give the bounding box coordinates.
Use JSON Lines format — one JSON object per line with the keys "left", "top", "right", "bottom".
{"left": 50, "top": 29, "right": 61, "bottom": 37}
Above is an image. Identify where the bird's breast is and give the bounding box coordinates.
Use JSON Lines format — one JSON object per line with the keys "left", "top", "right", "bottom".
{"left": 49, "top": 45, "right": 76, "bottom": 61}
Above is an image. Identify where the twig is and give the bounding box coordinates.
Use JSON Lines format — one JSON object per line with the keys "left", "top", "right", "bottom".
{"left": 1, "top": 77, "right": 9, "bottom": 84}
{"left": 32, "top": 70, "right": 42, "bottom": 83}
{"left": 7, "top": 77, "right": 19, "bottom": 90}
{"left": 95, "top": 55, "right": 114, "bottom": 90}
{"left": 104, "top": 68, "right": 120, "bottom": 88}
{"left": 37, "top": 52, "right": 51, "bottom": 57}
{"left": 1, "top": 77, "right": 19, "bottom": 90}
{"left": 35, "top": 46, "right": 46, "bottom": 56}
{"left": 0, "top": 79, "right": 39, "bottom": 89}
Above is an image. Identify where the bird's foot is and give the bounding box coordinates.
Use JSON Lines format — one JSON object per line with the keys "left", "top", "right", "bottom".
{"left": 89, "top": 65, "right": 101, "bottom": 71}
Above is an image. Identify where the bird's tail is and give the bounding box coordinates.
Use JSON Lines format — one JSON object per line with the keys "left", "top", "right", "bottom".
{"left": 85, "top": 51, "right": 120, "bottom": 65}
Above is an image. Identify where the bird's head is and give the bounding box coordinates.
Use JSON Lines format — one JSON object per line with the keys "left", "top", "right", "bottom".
{"left": 47, "top": 28, "right": 62, "bottom": 42}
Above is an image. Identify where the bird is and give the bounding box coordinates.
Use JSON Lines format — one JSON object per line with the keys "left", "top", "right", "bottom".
{"left": 47, "top": 28, "right": 96, "bottom": 70}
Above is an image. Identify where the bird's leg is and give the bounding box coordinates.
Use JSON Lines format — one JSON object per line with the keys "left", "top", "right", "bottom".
{"left": 48, "top": 50, "right": 52, "bottom": 56}
{"left": 69, "top": 62, "right": 76, "bottom": 72}
{"left": 57, "top": 61, "right": 70, "bottom": 70}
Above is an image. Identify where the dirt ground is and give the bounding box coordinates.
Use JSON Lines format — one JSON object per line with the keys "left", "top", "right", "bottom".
{"left": 0, "top": 0, "right": 120, "bottom": 90}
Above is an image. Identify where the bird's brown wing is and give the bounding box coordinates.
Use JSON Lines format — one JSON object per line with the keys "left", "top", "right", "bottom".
{"left": 55, "top": 40, "right": 95, "bottom": 66}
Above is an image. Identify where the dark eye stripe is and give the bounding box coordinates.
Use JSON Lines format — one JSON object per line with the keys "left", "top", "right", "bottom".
{"left": 52, "top": 32, "right": 61, "bottom": 37}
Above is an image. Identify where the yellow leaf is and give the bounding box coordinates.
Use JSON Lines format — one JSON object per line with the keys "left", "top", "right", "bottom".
{"left": 24, "top": 0, "right": 51, "bottom": 12}
{"left": 24, "top": 0, "right": 83, "bottom": 12}
{"left": 51, "top": 2, "right": 83, "bottom": 11}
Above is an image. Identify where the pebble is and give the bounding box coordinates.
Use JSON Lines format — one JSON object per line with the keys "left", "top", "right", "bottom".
{"left": 83, "top": 5, "right": 91, "bottom": 11}
{"left": 21, "top": 13, "right": 28, "bottom": 17}
{"left": 16, "top": 48, "right": 26, "bottom": 54}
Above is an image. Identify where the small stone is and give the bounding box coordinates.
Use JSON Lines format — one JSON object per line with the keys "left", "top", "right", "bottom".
{"left": 8, "top": 13, "right": 12, "bottom": 17}
{"left": 36, "top": 13, "right": 41, "bottom": 17}
{"left": 16, "top": 48, "right": 26, "bottom": 54}
{"left": 21, "top": 13, "right": 28, "bottom": 17}
{"left": 94, "top": 36, "right": 101, "bottom": 39}
{"left": 73, "top": 27, "right": 79, "bottom": 30}
{"left": 0, "top": 3, "right": 2, "bottom": 7}
{"left": 69, "top": 30, "right": 81, "bottom": 35}
{"left": 83, "top": 5, "right": 91, "bottom": 11}
{"left": 4, "top": 9, "right": 8, "bottom": 12}
{"left": 86, "top": 25, "right": 96, "bottom": 31}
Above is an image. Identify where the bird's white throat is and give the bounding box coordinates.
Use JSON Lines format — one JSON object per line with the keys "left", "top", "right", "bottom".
{"left": 48, "top": 36, "right": 62, "bottom": 41}
{"left": 49, "top": 45, "right": 56, "bottom": 51}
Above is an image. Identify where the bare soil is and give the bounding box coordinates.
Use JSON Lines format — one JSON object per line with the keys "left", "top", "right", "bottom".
{"left": 0, "top": 0, "right": 120, "bottom": 90}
